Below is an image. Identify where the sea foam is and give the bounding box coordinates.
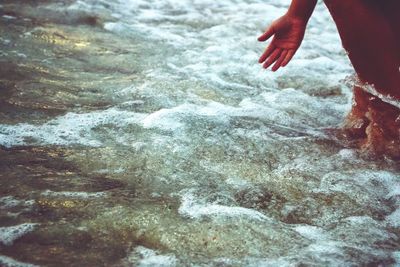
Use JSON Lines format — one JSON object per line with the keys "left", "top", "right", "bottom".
{"left": 0, "top": 224, "right": 38, "bottom": 246}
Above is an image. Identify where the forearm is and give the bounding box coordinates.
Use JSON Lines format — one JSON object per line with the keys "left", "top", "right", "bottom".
{"left": 287, "top": 0, "right": 318, "bottom": 22}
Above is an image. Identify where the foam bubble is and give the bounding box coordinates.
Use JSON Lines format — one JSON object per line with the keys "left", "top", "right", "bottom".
{"left": 393, "top": 251, "right": 400, "bottom": 266}
{"left": 41, "top": 190, "right": 107, "bottom": 199}
{"left": 351, "top": 77, "right": 400, "bottom": 109}
{"left": 337, "top": 149, "right": 357, "bottom": 160}
{"left": 178, "top": 190, "right": 268, "bottom": 221}
{"left": 0, "top": 255, "right": 39, "bottom": 267}
{"left": 2, "top": 15, "right": 16, "bottom": 20}
{"left": 0, "top": 224, "right": 38, "bottom": 246}
{"left": 386, "top": 208, "right": 400, "bottom": 228}
{"left": 0, "top": 196, "right": 22, "bottom": 209}
{"left": 0, "top": 93, "right": 334, "bottom": 149}
{"left": 0, "top": 108, "right": 146, "bottom": 147}
{"left": 0, "top": 197, "right": 34, "bottom": 210}
{"left": 142, "top": 107, "right": 186, "bottom": 131}
{"left": 128, "top": 246, "right": 178, "bottom": 267}
{"left": 386, "top": 185, "right": 400, "bottom": 200}
{"left": 294, "top": 225, "right": 330, "bottom": 241}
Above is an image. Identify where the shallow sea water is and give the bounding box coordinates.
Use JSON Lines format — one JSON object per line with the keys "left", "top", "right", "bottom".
{"left": 0, "top": 0, "right": 399, "bottom": 266}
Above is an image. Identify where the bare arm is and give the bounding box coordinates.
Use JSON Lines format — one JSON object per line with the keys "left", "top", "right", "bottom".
{"left": 287, "top": 0, "right": 318, "bottom": 21}
{"left": 258, "top": 0, "right": 317, "bottom": 71}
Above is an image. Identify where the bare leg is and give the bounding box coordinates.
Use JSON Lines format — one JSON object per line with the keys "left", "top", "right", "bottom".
{"left": 324, "top": 0, "right": 400, "bottom": 98}
{"left": 324, "top": 0, "right": 400, "bottom": 158}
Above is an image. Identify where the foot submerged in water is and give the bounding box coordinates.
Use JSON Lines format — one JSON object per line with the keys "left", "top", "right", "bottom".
{"left": 327, "top": 87, "right": 400, "bottom": 159}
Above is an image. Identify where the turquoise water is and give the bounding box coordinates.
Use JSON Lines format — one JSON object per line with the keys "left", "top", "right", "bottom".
{"left": 0, "top": 0, "right": 399, "bottom": 266}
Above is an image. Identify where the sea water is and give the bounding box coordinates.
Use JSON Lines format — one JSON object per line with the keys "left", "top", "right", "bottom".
{"left": 0, "top": 0, "right": 399, "bottom": 266}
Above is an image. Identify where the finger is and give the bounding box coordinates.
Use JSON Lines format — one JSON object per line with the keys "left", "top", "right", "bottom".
{"left": 258, "top": 26, "right": 274, "bottom": 42}
{"left": 281, "top": 49, "right": 296, "bottom": 67}
{"left": 271, "top": 50, "right": 288, "bottom": 72}
{"left": 258, "top": 43, "right": 275, "bottom": 63}
{"left": 263, "top": 48, "right": 282, "bottom": 69}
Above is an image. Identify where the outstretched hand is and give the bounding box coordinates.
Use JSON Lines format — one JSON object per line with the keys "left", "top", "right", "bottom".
{"left": 258, "top": 14, "right": 307, "bottom": 71}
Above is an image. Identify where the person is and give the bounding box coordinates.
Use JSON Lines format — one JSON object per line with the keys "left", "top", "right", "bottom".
{"left": 258, "top": 0, "right": 400, "bottom": 158}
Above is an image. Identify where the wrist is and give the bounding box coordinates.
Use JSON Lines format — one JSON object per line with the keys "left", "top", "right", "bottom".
{"left": 285, "top": 11, "right": 311, "bottom": 23}
{"left": 286, "top": 0, "right": 317, "bottom": 22}
{"left": 284, "top": 12, "right": 310, "bottom": 25}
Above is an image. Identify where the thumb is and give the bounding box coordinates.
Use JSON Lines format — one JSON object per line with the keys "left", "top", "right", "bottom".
{"left": 258, "top": 26, "right": 274, "bottom": 42}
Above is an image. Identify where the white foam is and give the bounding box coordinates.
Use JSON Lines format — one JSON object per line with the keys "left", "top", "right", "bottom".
{"left": 141, "top": 90, "right": 343, "bottom": 135}
{"left": 1, "top": 39, "right": 11, "bottom": 45}
{"left": 141, "top": 102, "right": 231, "bottom": 131}
{"left": 0, "top": 224, "right": 38, "bottom": 246}
{"left": 0, "top": 255, "right": 39, "bottom": 267}
{"left": 13, "top": 95, "right": 322, "bottom": 148}
{"left": 338, "top": 149, "right": 357, "bottom": 160}
{"left": 386, "top": 185, "right": 400, "bottom": 200}
{"left": 317, "top": 171, "right": 399, "bottom": 200}
{"left": 0, "top": 197, "right": 34, "bottom": 210}
{"left": 393, "top": 251, "right": 400, "bottom": 266}
{"left": 142, "top": 107, "right": 185, "bottom": 131}
{"left": 0, "top": 197, "right": 22, "bottom": 209}
{"left": 294, "top": 225, "right": 330, "bottom": 241}
{"left": 210, "top": 257, "right": 293, "bottom": 267}
{"left": 2, "top": 15, "right": 16, "bottom": 20}
{"left": 0, "top": 0, "right": 350, "bottom": 148}
{"left": 128, "top": 246, "right": 177, "bottom": 267}
{"left": 0, "top": 108, "right": 146, "bottom": 147}
{"left": 352, "top": 77, "right": 400, "bottom": 109}
{"left": 386, "top": 208, "right": 400, "bottom": 228}
{"left": 100, "top": 0, "right": 350, "bottom": 104}
{"left": 41, "top": 190, "right": 106, "bottom": 199}
{"left": 304, "top": 241, "right": 345, "bottom": 259}
{"left": 178, "top": 191, "right": 268, "bottom": 221}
